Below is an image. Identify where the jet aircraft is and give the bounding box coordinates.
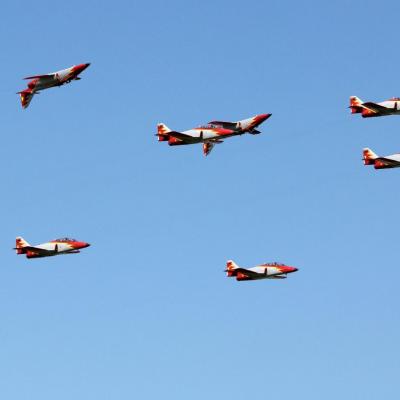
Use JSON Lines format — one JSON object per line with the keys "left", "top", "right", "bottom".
{"left": 14, "top": 236, "right": 90, "bottom": 259}
{"left": 350, "top": 96, "right": 400, "bottom": 118}
{"left": 225, "top": 260, "right": 298, "bottom": 281}
{"left": 156, "top": 114, "right": 271, "bottom": 156}
{"left": 363, "top": 148, "right": 400, "bottom": 169}
{"left": 17, "top": 63, "right": 91, "bottom": 109}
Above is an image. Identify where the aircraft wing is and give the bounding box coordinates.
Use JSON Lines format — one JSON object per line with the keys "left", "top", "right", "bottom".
{"left": 18, "top": 246, "right": 52, "bottom": 255}
{"left": 168, "top": 131, "right": 199, "bottom": 143}
{"left": 235, "top": 268, "right": 260, "bottom": 278}
{"left": 362, "top": 102, "right": 392, "bottom": 114}
{"left": 376, "top": 157, "right": 400, "bottom": 167}
{"left": 23, "top": 73, "right": 55, "bottom": 80}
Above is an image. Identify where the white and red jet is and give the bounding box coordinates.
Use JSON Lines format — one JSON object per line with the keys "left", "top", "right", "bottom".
{"left": 363, "top": 148, "right": 400, "bottom": 169}
{"left": 15, "top": 236, "right": 90, "bottom": 259}
{"left": 225, "top": 260, "right": 298, "bottom": 281}
{"left": 350, "top": 95, "right": 400, "bottom": 118}
{"left": 17, "top": 63, "right": 90, "bottom": 109}
{"left": 156, "top": 114, "right": 271, "bottom": 156}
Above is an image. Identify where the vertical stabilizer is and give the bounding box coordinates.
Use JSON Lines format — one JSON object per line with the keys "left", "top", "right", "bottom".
{"left": 15, "top": 236, "right": 30, "bottom": 254}
{"left": 363, "top": 148, "right": 378, "bottom": 165}
{"left": 157, "top": 123, "right": 171, "bottom": 141}
{"left": 226, "top": 260, "right": 239, "bottom": 276}
{"left": 350, "top": 96, "right": 364, "bottom": 114}
{"left": 18, "top": 89, "right": 34, "bottom": 109}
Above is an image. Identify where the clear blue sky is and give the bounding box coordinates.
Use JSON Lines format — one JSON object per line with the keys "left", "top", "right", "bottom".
{"left": 1, "top": 1, "right": 399, "bottom": 399}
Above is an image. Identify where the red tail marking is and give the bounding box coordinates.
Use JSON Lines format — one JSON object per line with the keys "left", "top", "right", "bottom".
{"left": 19, "top": 89, "right": 33, "bottom": 108}
{"left": 226, "top": 261, "right": 235, "bottom": 271}
{"left": 15, "top": 238, "right": 24, "bottom": 254}
{"left": 157, "top": 124, "right": 170, "bottom": 142}
{"left": 363, "top": 149, "right": 376, "bottom": 165}
{"left": 350, "top": 97, "right": 363, "bottom": 114}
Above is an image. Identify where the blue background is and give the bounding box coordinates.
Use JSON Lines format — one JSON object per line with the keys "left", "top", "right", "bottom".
{"left": 1, "top": 1, "right": 399, "bottom": 399}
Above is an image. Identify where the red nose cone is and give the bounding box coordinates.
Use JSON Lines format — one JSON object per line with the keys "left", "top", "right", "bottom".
{"left": 75, "top": 242, "right": 90, "bottom": 249}
{"left": 74, "top": 63, "right": 91, "bottom": 73}
{"left": 281, "top": 266, "right": 298, "bottom": 273}
{"left": 257, "top": 113, "right": 272, "bottom": 123}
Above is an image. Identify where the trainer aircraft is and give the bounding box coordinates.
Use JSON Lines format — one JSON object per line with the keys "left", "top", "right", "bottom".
{"left": 225, "top": 260, "right": 298, "bottom": 281}
{"left": 17, "top": 63, "right": 90, "bottom": 108}
{"left": 363, "top": 148, "right": 400, "bottom": 169}
{"left": 15, "top": 236, "right": 90, "bottom": 259}
{"left": 350, "top": 96, "right": 400, "bottom": 118}
{"left": 156, "top": 114, "right": 271, "bottom": 156}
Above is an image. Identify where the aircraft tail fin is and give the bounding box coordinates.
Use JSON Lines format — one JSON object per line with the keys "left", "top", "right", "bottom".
{"left": 156, "top": 123, "right": 172, "bottom": 141}
{"left": 17, "top": 88, "right": 34, "bottom": 109}
{"left": 350, "top": 96, "right": 364, "bottom": 113}
{"left": 15, "top": 236, "right": 30, "bottom": 254}
{"left": 226, "top": 260, "right": 239, "bottom": 276}
{"left": 363, "top": 148, "right": 378, "bottom": 165}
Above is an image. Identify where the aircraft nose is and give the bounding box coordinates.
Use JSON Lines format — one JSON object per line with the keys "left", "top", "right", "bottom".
{"left": 258, "top": 113, "right": 272, "bottom": 122}
{"left": 76, "top": 63, "right": 90, "bottom": 72}
{"left": 80, "top": 242, "right": 90, "bottom": 248}
{"left": 282, "top": 266, "right": 298, "bottom": 273}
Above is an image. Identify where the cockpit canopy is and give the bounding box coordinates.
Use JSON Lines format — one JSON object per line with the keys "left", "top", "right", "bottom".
{"left": 198, "top": 123, "right": 221, "bottom": 129}
{"left": 54, "top": 237, "right": 77, "bottom": 242}
{"left": 262, "top": 262, "right": 286, "bottom": 266}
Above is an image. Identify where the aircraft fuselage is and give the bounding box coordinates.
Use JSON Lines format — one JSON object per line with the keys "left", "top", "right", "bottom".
{"left": 169, "top": 127, "right": 238, "bottom": 145}
{"left": 235, "top": 265, "right": 298, "bottom": 281}
{"left": 29, "top": 65, "right": 89, "bottom": 92}
{"left": 18, "top": 63, "right": 90, "bottom": 108}
{"left": 15, "top": 237, "right": 90, "bottom": 259}
{"left": 157, "top": 114, "right": 272, "bottom": 155}
{"left": 226, "top": 260, "right": 298, "bottom": 282}
{"left": 350, "top": 96, "right": 400, "bottom": 118}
